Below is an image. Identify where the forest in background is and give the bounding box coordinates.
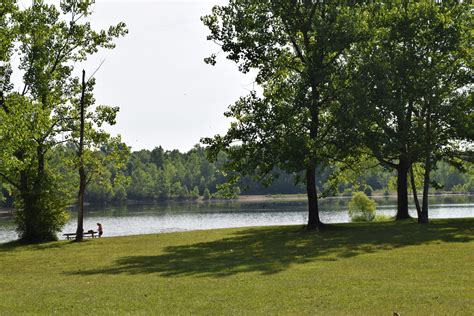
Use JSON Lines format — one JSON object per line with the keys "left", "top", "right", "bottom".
{"left": 2, "top": 144, "right": 471, "bottom": 207}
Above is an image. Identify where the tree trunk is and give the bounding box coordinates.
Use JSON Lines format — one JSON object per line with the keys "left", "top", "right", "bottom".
{"left": 75, "top": 70, "right": 86, "bottom": 242}
{"left": 20, "top": 191, "right": 36, "bottom": 242}
{"left": 419, "top": 169, "right": 429, "bottom": 224}
{"left": 410, "top": 165, "right": 421, "bottom": 219}
{"left": 419, "top": 155, "right": 431, "bottom": 224}
{"left": 76, "top": 166, "right": 86, "bottom": 241}
{"left": 19, "top": 186, "right": 48, "bottom": 242}
{"left": 396, "top": 160, "right": 411, "bottom": 220}
{"left": 414, "top": 155, "right": 431, "bottom": 225}
{"left": 18, "top": 152, "right": 51, "bottom": 242}
{"left": 419, "top": 101, "right": 433, "bottom": 225}
{"left": 306, "top": 166, "right": 323, "bottom": 230}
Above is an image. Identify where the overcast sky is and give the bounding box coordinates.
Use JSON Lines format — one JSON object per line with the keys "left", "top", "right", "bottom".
{"left": 71, "top": 0, "right": 253, "bottom": 152}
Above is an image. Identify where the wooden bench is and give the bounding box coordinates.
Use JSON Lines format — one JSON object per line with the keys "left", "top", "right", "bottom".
{"left": 63, "top": 231, "right": 98, "bottom": 240}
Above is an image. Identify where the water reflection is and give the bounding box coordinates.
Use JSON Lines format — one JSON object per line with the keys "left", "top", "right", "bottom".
{"left": 0, "top": 195, "right": 472, "bottom": 243}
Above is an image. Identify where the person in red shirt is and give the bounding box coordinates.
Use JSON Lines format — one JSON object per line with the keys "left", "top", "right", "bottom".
{"left": 97, "top": 223, "right": 103, "bottom": 237}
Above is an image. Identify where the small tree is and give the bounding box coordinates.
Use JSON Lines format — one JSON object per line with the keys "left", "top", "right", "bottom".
{"left": 190, "top": 186, "right": 200, "bottom": 199}
{"left": 203, "top": 188, "right": 211, "bottom": 200}
{"left": 348, "top": 192, "right": 376, "bottom": 222}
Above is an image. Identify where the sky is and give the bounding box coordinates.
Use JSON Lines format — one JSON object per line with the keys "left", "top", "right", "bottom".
{"left": 66, "top": 0, "right": 254, "bottom": 152}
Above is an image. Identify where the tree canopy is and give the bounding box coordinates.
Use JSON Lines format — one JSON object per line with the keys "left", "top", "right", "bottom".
{"left": 345, "top": 0, "right": 473, "bottom": 222}
{"left": 202, "top": 0, "right": 473, "bottom": 226}
{"left": 0, "top": 0, "right": 127, "bottom": 242}
{"left": 202, "top": 0, "right": 370, "bottom": 229}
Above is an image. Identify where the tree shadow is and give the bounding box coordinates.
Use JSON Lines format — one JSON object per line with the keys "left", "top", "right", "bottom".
{"left": 0, "top": 239, "right": 89, "bottom": 252}
{"left": 68, "top": 219, "right": 474, "bottom": 278}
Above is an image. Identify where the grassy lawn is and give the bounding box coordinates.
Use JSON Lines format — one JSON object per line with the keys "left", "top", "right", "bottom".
{"left": 1, "top": 219, "right": 473, "bottom": 315}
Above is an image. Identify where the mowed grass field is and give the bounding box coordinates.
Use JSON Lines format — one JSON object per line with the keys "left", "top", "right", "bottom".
{"left": 1, "top": 219, "right": 473, "bottom": 315}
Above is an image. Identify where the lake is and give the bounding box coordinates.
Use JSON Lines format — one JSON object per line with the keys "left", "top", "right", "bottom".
{"left": 1, "top": 195, "right": 473, "bottom": 243}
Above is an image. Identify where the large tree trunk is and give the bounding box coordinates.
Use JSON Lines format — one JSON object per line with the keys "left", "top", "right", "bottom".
{"left": 19, "top": 182, "right": 47, "bottom": 242}
{"left": 18, "top": 151, "right": 52, "bottom": 242}
{"left": 306, "top": 166, "right": 323, "bottom": 230}
{"left": 396, "top": 160, "right": 411, "bottom": 220}
{"left": 20, "top": 191, "right": 36, "bottom": 242}
{"left": 75, "top": 70, "right": 86, "bottom": 242}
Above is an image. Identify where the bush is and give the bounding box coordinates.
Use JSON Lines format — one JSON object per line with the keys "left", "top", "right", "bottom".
{"left": 348, "top": 192, "right": 376, "bottom": 222}
{"left": 374, "top": 214, "right": 392, "bottom": 222}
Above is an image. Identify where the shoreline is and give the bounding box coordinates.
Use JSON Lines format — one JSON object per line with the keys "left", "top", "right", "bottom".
{"left": 1, "top": 192, "right": 472, "bottom": 213}
{"left": 121, "top": 191, "right": 474, "bottom": 204}
{"left": 2, "top": 217, "right": 474, "bottom": 246}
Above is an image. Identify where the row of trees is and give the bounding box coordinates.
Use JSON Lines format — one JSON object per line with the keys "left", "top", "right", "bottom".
{"left": 92, "top": 147, "right": 474, "bottom": 201}
{"left": 201, "top": 0, "right": 473, "bottom": 228}
{"left": 87, "top": 147, "right": 474, "bottom": 202}
{"left": 2, "top": 144, "right": 471, "bottom": 206}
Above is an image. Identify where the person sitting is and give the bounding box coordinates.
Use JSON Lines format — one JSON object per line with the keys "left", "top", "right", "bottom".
{"left": 97, "top": 223, "right": 103, "bottom": 237}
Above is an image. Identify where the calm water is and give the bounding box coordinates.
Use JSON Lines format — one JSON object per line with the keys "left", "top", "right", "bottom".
{"left": 0, "top": 195, "right": 473, "bottom": 243}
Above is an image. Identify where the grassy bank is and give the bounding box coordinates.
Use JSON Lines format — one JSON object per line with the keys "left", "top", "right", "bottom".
{"left": 1, "top": 219, "right": 473, "bottom": 315}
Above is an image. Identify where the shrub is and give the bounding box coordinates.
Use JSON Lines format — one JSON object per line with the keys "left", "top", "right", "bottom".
{"left": 348, "top": 192, "right": 376, "bottom": 222}
{"left": 374, "top": 214, "right": 392, "bottom": 222}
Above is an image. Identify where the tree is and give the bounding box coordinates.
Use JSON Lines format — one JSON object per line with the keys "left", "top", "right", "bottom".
{"left": 202, "top": 0, "right": 369, "bottom": 229}
{"left": 150, "top": 146, "right": 164, "bottom": 169}
{"left": 346, "top": 0, "right": 472, "bottom": 222}
{"left": 0, "top": 0, "right": 17, "bottom": 107}
{"left": 191, "top": 186, "right": 200, "bottom": 199}
{"left": 409, "top": 2, "right": 473, "bottom": 224}
{"left": 0, "top": 94, "right": 70, "bottom": 241}
{"left": 409, "top": 1, "right": 473, "bottom": 223}
{"left": 71, "top": 70, "right": 129, "bottom": 241}
{"left": 203, "top": 188, "right": 211, "bottom": 200}
{"left": 0, "top": 0, "right": 127, "bottom": 242}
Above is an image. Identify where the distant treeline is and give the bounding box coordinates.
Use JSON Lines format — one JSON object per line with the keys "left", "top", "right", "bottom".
{"left": 1, "top": 144, "right": 471, "bottom": 207}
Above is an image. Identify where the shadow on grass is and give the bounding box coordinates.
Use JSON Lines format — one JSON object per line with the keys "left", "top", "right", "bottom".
{"left": 68, "top": 219, "right": 474, "bottom": 278}
{"left": 0, "top": 239, "right": 90, "bottom": 252}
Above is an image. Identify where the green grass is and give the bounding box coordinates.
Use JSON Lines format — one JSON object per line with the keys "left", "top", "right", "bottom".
{"left": 1, "top": 219, "right": 473, "bottom": 315}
